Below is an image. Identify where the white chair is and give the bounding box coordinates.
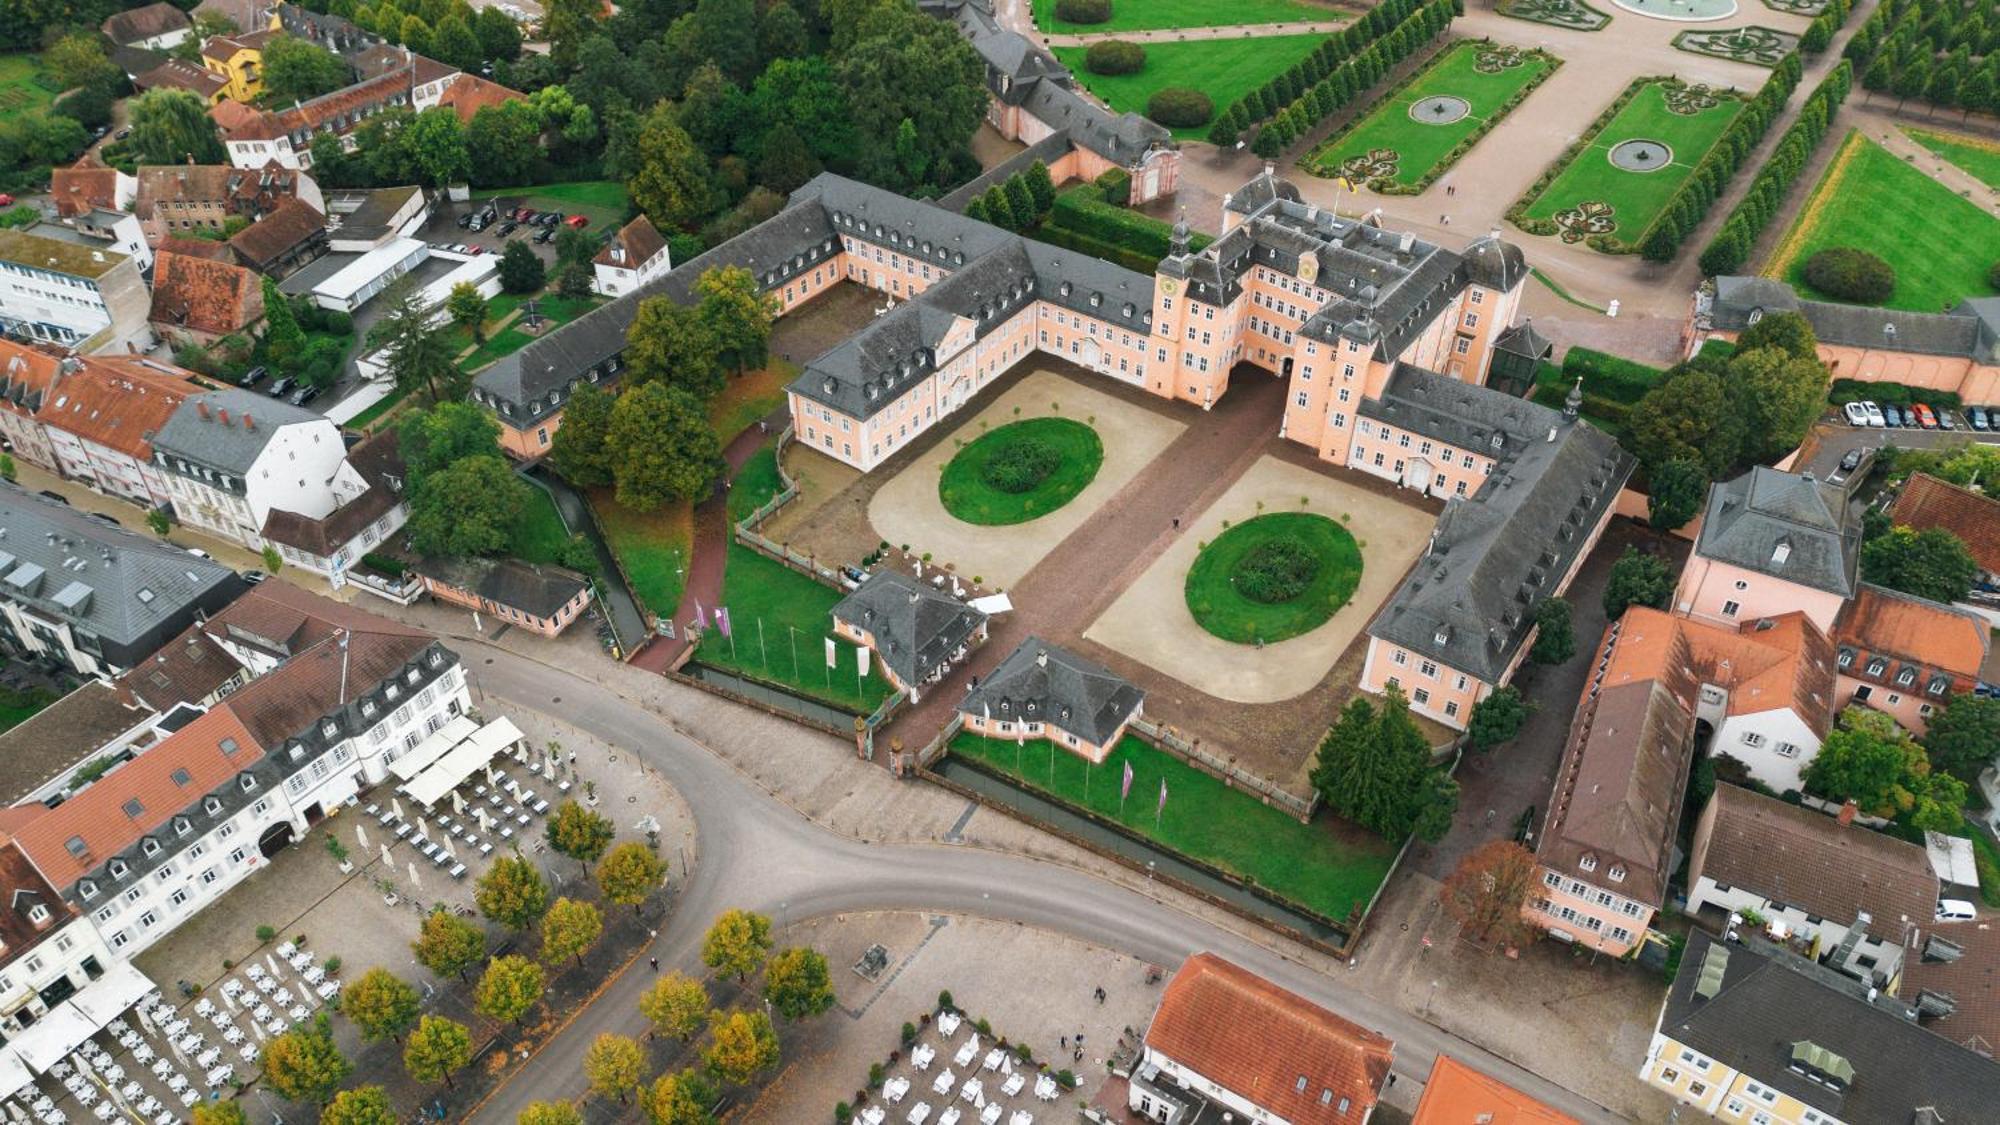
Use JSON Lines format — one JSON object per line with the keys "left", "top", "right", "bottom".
{"left": 1000, "top": 1073, "right": 1024, "bottom": 1097}
{"left": 276, "top": 942, "right": 296, "bottom": 959}
{"left": 193, "top": 999, "right": 214, "bottom": 1018}
{"left": 177, "top": 1090, "right": 197, "bottom": 1109}
{"left": 287, "top": 1005, "right": 309, "bottom": 1023}
{"left": 133, "top": 1044, "right": 154, "bottom": 1064}
{"left": 165, "top": 1074, "right": 188, "bottom": 1093}
{"left": 90, "top": 1103, "right": 113, "bottom": 1122}
{"left": 937, "top": 1109, "right": 961, "bottom": 1125}
{"left": 931, "top": 1069, "right": 954, "bottom": 1096}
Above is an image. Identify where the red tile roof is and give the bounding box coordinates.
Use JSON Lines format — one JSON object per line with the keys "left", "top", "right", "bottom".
{"left": 1147, "top": 953, "right": 1393, "bottom": 1124}
{"left": 51, "top": 161, "right": 124, "bottom": 219}
{"left": 134, "top": 58, "right": 231, "bottom": 100}
{"left": 272, "top": 68, "right": 413, "bottom": 138}
{"left": 209, "top": 97, "right": 269, "bottom": 139}
{"left": 103, "top": 2, "right": 191, "bottom": 45}
{"left": 227, "top": 196, "right": 325, "bottom": 267}
{"left": 1411, "top": 1056, "right": 1577, "bottom": 1125}
{"left": 117, "top": 626, "right": 242, "bottom": 712}
{"left": 149, "top": 249, "right": 265, "bottom": 337}
{"left": 36, "top": 359, "right": 197, "bottom": 460}
{"left": 10, "top": 706, "right": 266, "bottom": 888}
{"left": 436, "top": 74, "right": 525, "bottom": 124}
{"left": 1890, "top": 473, "right": 2000, "bottom": 576}
{"left": 1834, "top": 582, "right": 1990, "bottom": 687}
{"left": 0, "top": 338, "right": 66, "bottom": 419}
{"left": 594, "top": 214, "right": 667, "bottom": 270}
{"left": 156, "top": 236, "right": 238, "bottom": 262}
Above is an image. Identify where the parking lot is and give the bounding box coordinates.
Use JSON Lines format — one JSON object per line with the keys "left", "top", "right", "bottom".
{"left": 1805, "top": 399, "right": 2000, "bottom": 483}
{"left": 421, "top": 185, "right": 631, "bottom": 265}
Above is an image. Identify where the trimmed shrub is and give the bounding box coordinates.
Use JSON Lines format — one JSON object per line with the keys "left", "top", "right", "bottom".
{"left": 1988, "top": 261, "right": 2000, "bottom": 291}
{"left": 1095, "top": 167, "right": 1130, "bottom": 207}
{"left": 1085, "top": 39, "right": 1145, "bottom": 76}
{"left": 1803, "top": 247, "right": 1896, "bottom": 304}
{"left": 981, "top": 437, "right": 1061, "bottom": 493}
{"left": 1233, "top": 536, "right": 1319, "bottom": 603}
{"left": 1054, "top": 0, "right": 1111, "bottom": 22}
{"left": 1146, "top": 87, "right": 1215, "bottom": 129}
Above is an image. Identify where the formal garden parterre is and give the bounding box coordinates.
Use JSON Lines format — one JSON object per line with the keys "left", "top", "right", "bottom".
{"left": 1301, "top": 40, "right": 1560, "bottom": 192}
{"left": 1673, "top": 25, "right": 1800, "bottom": 66}
{"left": 938, "top": 417, "right": 1105, "bottom": 526}
{"left": 1497, "top": 0, "right": 1612, "bottom": 30}
{"left": 1183, "top": 512, "right": 1362, "bottom": 645}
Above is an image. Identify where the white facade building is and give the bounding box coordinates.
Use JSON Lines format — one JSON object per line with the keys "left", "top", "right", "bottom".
{"left": 149, "top": 389, "right": 348, "bottom": 550}
{"left": 0, "top": 229, "right": 151, "bottom": 350}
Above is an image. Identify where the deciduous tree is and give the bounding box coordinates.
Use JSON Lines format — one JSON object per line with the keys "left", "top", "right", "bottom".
{"left": 1465, "top": 686, "right": 1532, "bottom": 750}
{"left": 261, "top": 280, "right": 306, "bottom": 366}
{"left": 1529, "top": 598, "right": 1576, "bottom": 666}
{"left": 548, "top": 383, "right": 616, "bottom": 487}
{"left": 583, "top": 1032, "right": 646, "bottom": 1103}
{"left": 764, "top": 946, "right": 835, "bottom": 1020}
{"left": 475, "top": 954, "right": 546, "bottom": 1025}
{"left": 1629, "top": 367, "right": 1746, "bottom": 479}
{"left": 413, "top": 909, "right": 486, "bottom": 981}
{"left": 261, "top": 1014, "right": 351, "bottom": 1105}
{"left": 639, "top": 972, "right": 709, "bottom": 1041}
{"left": 1861, "top": 526, "right": 1978, "bottom": 604}
{"left": 398, "top": 401, "right": 502, "bottom": 479}
{"left": 625, "top": 297, "right": 723, "bottom": 400}
{"left": 127, "top": 88, "right": 226, "bottom": 165}
{"left": 1805, "top": 707, "right": 1967, "bottom": 830}
{"left": 540, "top": 897, "right": 604, "bottom": 968}
{"left": 605, "top": 383, "right": 722, "bottom": 512}
{"left": 1440, "top": 840, "right": 1541, "bottom": 949}
{"left": 598, "top": 841, "right": 667, "bottom": 912}
{"left": 446, "top": 281, "right": 489, "bottom": 343}
{"left": 1647, "top": 457, "right": 1709, "bottom": 532}
{"left": 696, "top": 266, "right": 775, "bottom": 376}
{"left": 498, "top": 240, "right": 546, "bottom": 294}
{"left": 1730, "top": 346, "right": 1829, "bottom": 462}
{"left": 406, "top": 454, "right": 531, "bottom": 556}
{"left": 704, "top": 1009, "right": 780, "bottom": 1085}
{"left": 261, "top": 36, "right": 352, "bottom": 104}
{"left": 629, "top": 106, "right": 717, "bottom": 231}
{"left": 1923, "top": 695, "right": 2000, "bottom": 784}
{"left": 477, "top": 6, "right": 524, "bottom": 60}
{"left": 340, "top": 967, "right": 420, "bottom": 1043}
{"left": 700, "top": 909, "right": 772, "bottom": 981}
{"left": 403, "top": 1016, "right": 473, "bottom": 1089}
{"left": 545, "top": 800, "right": 615, "bottom": 869}
{"left": 467, "top": 100, "right": 545, "bottom": 188}
{"left": 191, "top": 1103, "right": 248, "bottom": 1125}
{"left": 319, "top": 1086, "right": 395, "bottom": 1125}
{"left": 1602, "top": 547, "right": 1674, "bottom": 621}
{"left": 643, "top": 1068, "right": 717, "bottom": 1125}
{"left": 517, "top": 1103, "right": 583, "bottom": 1125}
{"left": 402, "top": 107, "right": 472, "bottom": 189}
{"left": 475, "top": 853, "right": 551, "bottom": 930}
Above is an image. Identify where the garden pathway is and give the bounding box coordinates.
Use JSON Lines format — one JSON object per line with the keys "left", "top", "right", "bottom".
{"left": 1866, "top": 116, "right": 2000, "bottom": 213}
{"left": 1033, "top": 18, "right": 1349, "bottom": 45}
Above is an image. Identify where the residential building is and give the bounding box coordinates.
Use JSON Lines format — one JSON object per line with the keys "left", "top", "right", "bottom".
{"left": 1409, "top": 1055, "right": 1576, "bottom": 1125}
{"left": 321, "top": 185, "right": 427, "bottom": 250}
{"left": 416, "top": 557, "right": 593, "bottom": 637}
{"left": 58, "top": 209, "right": 152, "bottom": 273}
{"left": 957, "top": 637, "right": 1143, "bottom": 763}
{"left": 1675, "top": 467, "right": 1860, "bottom": 633}
{"left": 214, "top": 66, "right": 415, "bottom": 170}
{"left": 35, "top": 354, "right": 199, "bottom": 509}
{"left": 50, "top": 162, "right": 134, "bottom": 221}
{"left": 132, "top": 163, "right": 320, "bottom": 247}
{"left": 200, "top": 27, "right": 283, "bottom": 102}
{"left": 1685, "top": 784, "right": 1938, "bottom": 994}
{"left": 227, "top": 195, "right": 328, "bottom": 277}
{"left": 592, "top": 215, "right": 671, "bottom": 298}
{"left": 831, "top": 570, "right": 987, "bottom": 697}
{"left": 0, "top": 228, "right": 152, "bottom": 350}
{"left": 0, "top": 339, "right": 66, "bottom": 472}
{"left": 1690, "top": 278, "right": 2000, "bottom": 405}
{"left": 257, "top": 429, "right": 410, "bottom": 586}
{"left": 102, "top": 3, "right": 192, "bottom": 50}
{"left": 1887, "top": 472, "right": 2000, "bottom": 589}
{"left": 149, "top": 388, "right": 347, "bottom": 551}
{"left": 3, "top": 585, "right": 469, "bottom": 958}
{"left": 1902, "top": 902, "right": 2000, "bottom": 1055}
{"left": 1641, "top": 930, "right": 2000, "bottom": 1122}
{"left": 131, "top": 58, "right": 231, "bottom": 104}
{"left": 0, "top": 682, "right": 157, "bottom": 810}
{"left": 0, "top": 487, "right": 243, "bottom": 677}
{"left": 0, "top": 836, "right": 116, "bottom": 1038}
{"left": 434, "top": 73, "right": 527, "bottom": 123}
{"left": 1830, "top": 583, "right": 1988, "bottom": 734}
{"left": 147, "top": 248, "right": 266, "bottom": 344}
{"left": 1127, "top": 952, "right": 1392, "bottom": 1125}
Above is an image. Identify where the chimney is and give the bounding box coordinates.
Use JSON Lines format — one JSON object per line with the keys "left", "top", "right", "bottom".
{"left": 1035, "top": 649, "right": 1048, "bottom": 668}
{"left": 217, "top": 407, "right": 230, "bottom": 425}
{"left": 1838, "top": 800, "right": 1857, "bottom": 827}
{"left": 196, "top": 400, "right": 210, "bottom": 420}
{"left": 242, "top": 412, "right": 254, "bottom": 430}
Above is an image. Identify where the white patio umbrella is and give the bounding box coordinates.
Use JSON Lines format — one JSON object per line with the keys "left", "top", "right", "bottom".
{"left": 450, "top": 791, "right": 466, "bottom": 815}
{"left": 414, "top": 817, "right": 428, "bottom": 841}
{"left": 353, "top": 823, "right": 369, "bottom": 850}
{"left": 475, "top": 808, "right": 493, "bottom": 832}
{"left": 542, "top": 757, "right": 556, "bottom": 781}
{"left": 407, "top": 861, "right": 423, "bottom": 888}
{"left": 439, "top": 836, "right": 455, "bottom": 858}
{"left": 380, "top": 843, "right": 394, "bottom": 866}
{"left": 484, "top": 764, "right": 500, "bottom": 786}
{"left": 390, "top": 797, "right": 406, "bottom": 821}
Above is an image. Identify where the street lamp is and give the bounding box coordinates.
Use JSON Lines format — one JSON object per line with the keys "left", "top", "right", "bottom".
{"left": 1423, "top": 979, "right": 1440, "bottom": 1019}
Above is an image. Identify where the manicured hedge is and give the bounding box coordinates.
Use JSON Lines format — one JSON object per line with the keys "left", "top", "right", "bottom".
{"left": 1697, "top": 61, "right": 1851, "bottom": 277}
{"left": 1086, "top": 40, "right": 1145, "bottom": 76}
{"left": 1638, "top": 53, "right": 1804, "bottom": 262}
{"left": 1803, "top": 246, "right": 1897, "bottom": 303}
{"left": 1147, "top": 87, "right": 1214, "bottom": 128}
{"left": 1047, "top": 182, "right": 1213, "bottom": 264}
{"left": 1055, "top": 0, "right": 1111, "bottom": 23}
{"left": 1561, "top": 346, "right": 1665, "bottom": 404}
{"left": 1847, "top": 0, "right": 2000, "bottom": 115}
{"left": 1799, "top": 0, "right": 1854, "bottom": 52}
{"left": 1829, "top": 378, "right": 1962, "bottom": 411}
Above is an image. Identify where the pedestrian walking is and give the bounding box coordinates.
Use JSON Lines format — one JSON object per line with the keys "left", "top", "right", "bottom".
{"left": 1171, "top": 517, "right": 1180, "bottom": 530}
{"left": 649, "top": 957, "right": 660, "bottom": 971}
{"left": 1061, "top": 1035, "right": 1068, "bottom": 1050}
{"left": 568, "top": 751, "right": 577, "bottom": 765}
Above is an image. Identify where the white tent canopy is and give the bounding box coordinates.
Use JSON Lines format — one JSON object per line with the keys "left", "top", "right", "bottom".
{"left": 399, "top": 716, "right": 523, "bottom": 807}
{"left": 389, "top": 715, "right": 480, "bottom": 781}
{"left": 0, "top": 1047, "right": 30, "bottom": 1101}
{"left": 8, "top": 960, "right": 154, "bottom": 1073}
{"left": 966, "top": 593, "right": 1013, "bottom": 616}
{"left": 66, "top": 960, "right": 150, "bottom": 1027}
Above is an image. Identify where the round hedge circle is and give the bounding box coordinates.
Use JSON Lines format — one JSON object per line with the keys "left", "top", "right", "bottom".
{"left": 1085, "top": 39, "right": 1145, "bottom": 75}
{"left": 1184, "top": 513, "right": 1362, "bottom": 645}
{"left": 1055, "top": 0, "right": 1112, "bottom": 23}
{"left": 1803, "top": 247, "right": 1896, "bottom": 304}
{"left": 939, "top": 417, "right": 1104, "bottom": 526}
{"left": 1146, "top": 87, "right": 1214, "bottom": 129}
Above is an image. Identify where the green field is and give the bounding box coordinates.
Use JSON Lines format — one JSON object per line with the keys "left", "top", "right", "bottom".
{"left": 1053, "top": 35, "right": 1328, "bottom": 140}
{"left": 951, "top": 731, "right": 1393, "bottom": 920}
{"left": 1519, "top": 82, "right": 1743, "bottom": 245}
{"left": 727, "top": 444, "right": 784, "bottom": 524}
{"left": 0, "top": 54, "right": 52, "bottom": 124}
{"left": 1303, "top": 42, "right": 1556, "bottom": 187}
{"left": 1184, "top": 512, "right": 1361, "bottom": 644}
{"left": 1768, "top": 131, "right": 2000, "bottom": 312}
{"left": 939, "top": 417, "right": 1103, "bottom": 526}
{"left": 511, "top": 485, "right": 573, "bottom": 565}
{"left": 1033, "top": 0, "right": 1338, "bottom": 34}
{"left": 470, "top": 181, "right": 632, "bottom": 231}
{"left": 592, "top": 491, "right": 691, "bottom": 618}
{"left": 1905, "top": 127, "right": 2000, "bottom": 192}
{"left": 700, "top": 540, "right": 896, "bottom": 712}
{"left": 458, "top": 293, "right": 604, "bottom": 373}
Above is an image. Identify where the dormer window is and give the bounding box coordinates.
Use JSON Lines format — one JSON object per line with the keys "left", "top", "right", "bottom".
{"left": 361, "top": 701, "right": 377, "bottom": 718}
{"left": 1896, "top": 668, "right": 1916, "bottom": 687}
{"left": 1579, "top": 854, "right": 1598, "bottom": 872}
{"left": 1837, "top": 649, "right": 1853, "bottom": 669}
{"left": 78, "top": 880, "right": 97, "bottom": 900}
{"left": 323, "top": 720, "right": 340, "bottom": 739}
{"left": 1771, "top": 541, "right": 1792, "bottom": 567}
{"left": 239, "top": 775, "right": 257, "bottom": 792}
{"left": 141, "top": 838, "right": 160, "bottom": 857}
{"left": 27, "top": 904, "right": 48, "bottom": 926}
{"left": 1608, "top": 864, "right": 1626, "bottom": 883}
{"left": 203, "top": 797, "right": 222, "bottom": 816}
{"left": 1434, "top": 628, "right": 1449, "bottom": 646}
{"left": 1866, "top": 658, "right": 1887, "bottom": 676}
{"left": 406, "top": 668, "right": 421, "bottom": 685}
{"left": 108, "top": 859, "right": 127, "bottom": 878}
{"left": 172, "top": 817, "right": 190, "bottom": 836}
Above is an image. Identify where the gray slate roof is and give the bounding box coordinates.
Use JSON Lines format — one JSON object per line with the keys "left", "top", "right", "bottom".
{"left": 1366, "top": 365, "right": 1634, "bottom": 682}
{"left": 152, "top": 388, "right": 322, "bottom": 478}
{"left": 832, "top": 570, "right": 985, "bottom": 688}
{"left": 1662, "top": 931, "right": 2000, "bottom": 1123}
{"left": 1493, "top": 319, "right": 1553, "bottom": 360}
{"left": 0, "top": 485, "right": 241, "bottom": 648}
{"left": 1708, "top": 276, "right": 2000, "bottom": 362}
{"left": 959, "top": 637, "right": 1143, "bottom": 746}
{"left": 1694, "top": 467, "right": 1859, "bottom": 597}
{"left": 420, "top": 557, "right": 589, "bottom": 621}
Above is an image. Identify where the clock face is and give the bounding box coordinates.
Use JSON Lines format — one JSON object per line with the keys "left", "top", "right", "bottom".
{"left": 1160, "top": 278, "right": 1180, "bottom": 296}
{"left": 1298, "top": 254, "right": 1319, "bottom": 286}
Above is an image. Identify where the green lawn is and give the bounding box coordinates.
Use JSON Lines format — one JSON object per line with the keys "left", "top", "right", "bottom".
{"left": 592, "top": 492, "right": 691, "bottom": 618}
{"left": 0, "top": 54, "right": 52, "bottom": 125}
{"left": 1969, "top": 826, "right": 2000, "bottom": 909}
{"left": 1033, "top": 0, "right": 1339, "bottom": 34}
{"left": 1768, "top": 131, "right": 2000, "bottom": 312}
{"left": 1906, "top": 127, "right": 2000, "bottom": 191}
{"left": 458, "top": 293, "right": 604, "bottom": 373}
{"left": 512, "top": 485, "right": 573, "bottom": 565}
{"left": 708, "top": 361, "right": 795, "bottom": 445}
{"left": 469, "top": 181, "right": 631, "bottom": 229}
{"left": 938, "top": 418, "right": 1103, "bottom": 526}
{"left": 951, "top": 731, "right": 1394, "bottom": 921}
{"left": 1520, "top": 82, "right": 1744, "bottom": 244}
{"left": 728, "top": 444, "right": 785, "bottom": 524}
{"left": 698, "top": 542, "right": 896, "bottom": 712}
{"left": 1302, "top": 42, "right": 1556, "bottom": 187}
{"left": 1053, "top": 35, "right": 1328, "bottom": 140}
{"left": 1184, "top": 512, "right": 1361, "bottom": 644}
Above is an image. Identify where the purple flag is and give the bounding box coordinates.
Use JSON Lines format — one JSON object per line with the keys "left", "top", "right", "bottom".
{"left": 714, "top": 606, "right": 732, "bottom": 638}
{"left": 1121, "top": 761, "right": 1134, "bottom": 801}
{"left": 1157, "top": 777, "right": 1168, "bottom": 815}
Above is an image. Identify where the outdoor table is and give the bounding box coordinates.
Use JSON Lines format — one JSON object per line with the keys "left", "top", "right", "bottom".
{"left": 883, "top": 1077, "right": 910, "bottom": 1104}
{"left": 907, "top": 1103, "right": 931, "bottom": 1125}
{"left": 277, "top": 943, "right": 297, "bottom": 958}
{"left": 1033, "top": 1075, "right": 1057, "bottom": 1100}
{"left": 90, "top": 1103, "right": 113, "bottom": 1121}
{"left": 937, "top": 1108, "right": 961, "bottom": 1125}
{"left": 531, "top": 798, "right": 550, "bottom": 815}
{"left": 931, "top": 1068, "right": 954, "bottom": 1095}
{"left": 954, "top": 1037, "right": 979, "bottom": 1069}
{"left": 394, "top": 823, "right": 413, "bottom": 840}
{"left": 983, "top": 1048, "right": 1006, "bottom": 1072}
{"left": 958, "top": 1078, "right": 983, "bottom": 1103}
{"left": 1008, "top": 1112, "right": 1032, "bottom": 1125}
{"left": 178, "top": 1089, "right": 198, "bottom": 1108}
{"left": 478, "top": 842, "right": 494, "bottom": 857}
{"left": 978, "top": 1105, "right": 1001, "bottom": 1125}
{"left": 910, "top": 1044, "right": 934, "bottom": 1070}
{"left": 557, "top": 780, "right": 571, "bottom": 793}
{"left": 937, "top": 1011, "right": 961, "bottom": 1038}
{"left": 860, "top": 1108, "right": 886, "bottom": 1125}
{"left": 121, "top": 1082, "right": 144, "bottom": 1101}
{"left": 449, "top": 863, "right": 468, "bottom": 879}
{"left": 1000, "top": 1073, "right": 1024, "bottom": 1097}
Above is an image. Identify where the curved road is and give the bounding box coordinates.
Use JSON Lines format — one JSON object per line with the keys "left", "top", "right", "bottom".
{"left": 460, "top": 642, "right": 1625, "bottom": 1124}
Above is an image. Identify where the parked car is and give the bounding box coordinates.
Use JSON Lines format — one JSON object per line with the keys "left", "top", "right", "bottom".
{"left": 456, "top": 212, "right": 476, "bottom": 229}
{"left": 238, "top": 365, "right": 268, "bottom": 387}
{"left": 0, "top": 194, "right": 14, "bottom": 207}
{"left": 468, "top": 245, "right": 485, "bottom": 255}
{"left": 512, "top": 206, "right": 535, "bottom": 222}
{"left": 1938, "top": 899, "right": 1979, "bottom": 923}
{"left": 114, "top": 128, "right": 129, "bottom": 140}
{"left": 1842, "top": 401, "right": 1869, "bottom": 427}
{"left": 287, "top": 384, "right": 320, "bottom": 406}
{"left": 36, "top": 489, "right": 66, "bottom": 504}
{"left": 538, "top": 212, "right": 561, "bottom": 228}
{"left": 1938, "top": 409, "right": 1956, "bottom": 430}
{"left": 497, "top": 220, "right": 518, "bottom": 235}
{"left": 186, "top": 547, "right": 212, "bottom": 560}
{"left": 564, "top": 214, "right": 588, "bottom": 229}
{"left": 533, "top": 226, "right": 556, "bottom": 244}
{"left": 1971, "top": 406, "right": 1991, "bottom": 431}
{"left": 1883, "top": 404, "right": 1904, "bottom": 427}
{"left": 241, "top": 570, "right": 267, "bottom": 585}
{"left": 267, "top": 376, "right": 294, "bottom": 398}
{"left": 1913, "top": 403, "right": 1939, "bottom": 428}
{"left": 1838, "top": 448, "right": 1864, "bottom": 474}
{"left": 1861, "top": 401, "right": 1885, "bottom": 427}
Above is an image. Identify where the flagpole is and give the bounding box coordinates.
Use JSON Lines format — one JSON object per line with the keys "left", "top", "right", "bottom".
{"left": 788, "top": 626, "right": 798, "bottom": 678}
{"left": 758, "top": 617, "right": 767, "bottom": 671}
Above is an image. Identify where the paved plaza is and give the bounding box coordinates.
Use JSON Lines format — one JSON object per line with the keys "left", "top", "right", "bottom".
{"left": 1084, "top": 455, "right": 1432, "bottom": 704}
{"left": 868, "top": 369, "right": 1186, "bottom": 588}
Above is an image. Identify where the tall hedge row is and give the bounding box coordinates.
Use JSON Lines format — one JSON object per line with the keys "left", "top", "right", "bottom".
{"left": 1696, "top": 60, "right": 1852, "bottom": 277}
{"left": 1206, "top": 0, "right": 1457, "bottom": 149}
{"left": 1638, "top": 52, "right": 1804, "bottom": 263}
{"left": 1799, "top": 0, "right": 1855, "bottom": 53}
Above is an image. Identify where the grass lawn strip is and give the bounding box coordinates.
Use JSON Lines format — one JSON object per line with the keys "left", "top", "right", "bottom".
{"left": 511, "top": 485, "right": 573, "bottom": 565}
{"left": 458, "top": 293, "right": 604, "bottom": 372}
{"left": 1905, "top": 126, "right": 2000, "bottom": 192}
{"left": 1051, "top": 35, "right": 1328, "bottom": 141}
{"left": 1519, "top": 81, "right": 1743, "bottom": 245}
{"left": 0, "top": 54, "right": 52, "bottom": 124}
{"left": 468, "top": 180, "right": 631, "bottom": 230}
{"left": 1765, "top": 131, "right": 2000, "bottom": 312}
{"left": 951, "top": 731, "right": 1393, "bottom": 921}
{"left": 709, "top": 361, "right": 795, "bottom": 444}
{"left": 1184, "top": 512, "right": 1361, "bottom": 644}
{"left": 1302, "top": 40, "right": 1556, "bottom": 189}
{"left": 699, "top": 541, "right": 896, "bottom": 711}
{"left": 1033, "top": 0, "right": 1337, "bottom": 34}
{"left": 938, "top": 417, "right": 1104, "bottom": 526}
{"left": 592, "top": 491, "right": 691, "bottom": 619}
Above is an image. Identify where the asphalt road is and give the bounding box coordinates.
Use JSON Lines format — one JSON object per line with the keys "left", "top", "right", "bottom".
{"left": 458, "top": 641, "right": 1628, "bottom": 1124}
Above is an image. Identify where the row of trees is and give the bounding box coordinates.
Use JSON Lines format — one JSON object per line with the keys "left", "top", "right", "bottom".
{"left": 962, "top": 160, "right": 1056, "bottom": 233}
{"left": 1848, "top": 0, "right": 2000, "bottom": 116}
{"left": 311, "top": 84, "right": 601, "bottom": 192}
{"left": 1639, "top": 56, "right": 1803, "bottom": 262}
{"left": 1800, "top": 0, "right": 1858, "bottom": 53}
{"left": 325, "top": 0, "right": 525, "bottom": 74}
{"left": 547, "top": 265, "right": 775, "bottom": 511}
{"left": 1311, "top": 687, "right": 1460, "bottom": 843}
{"left": 1205, "top": 0, "right": 1453, "bottom": 149}
{"left": 1697, "top": 62, "right": 1853, "bottom": 278}
{"left": 1249, "top": 0, "right": 1456, "bottom": 160}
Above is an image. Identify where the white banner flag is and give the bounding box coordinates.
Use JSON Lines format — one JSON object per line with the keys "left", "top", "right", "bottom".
{"left": 857, "top": 644, "right": 871, "bottom": 678}
{"left": 825, "top": 636, "right": 837, "bottom": 668}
